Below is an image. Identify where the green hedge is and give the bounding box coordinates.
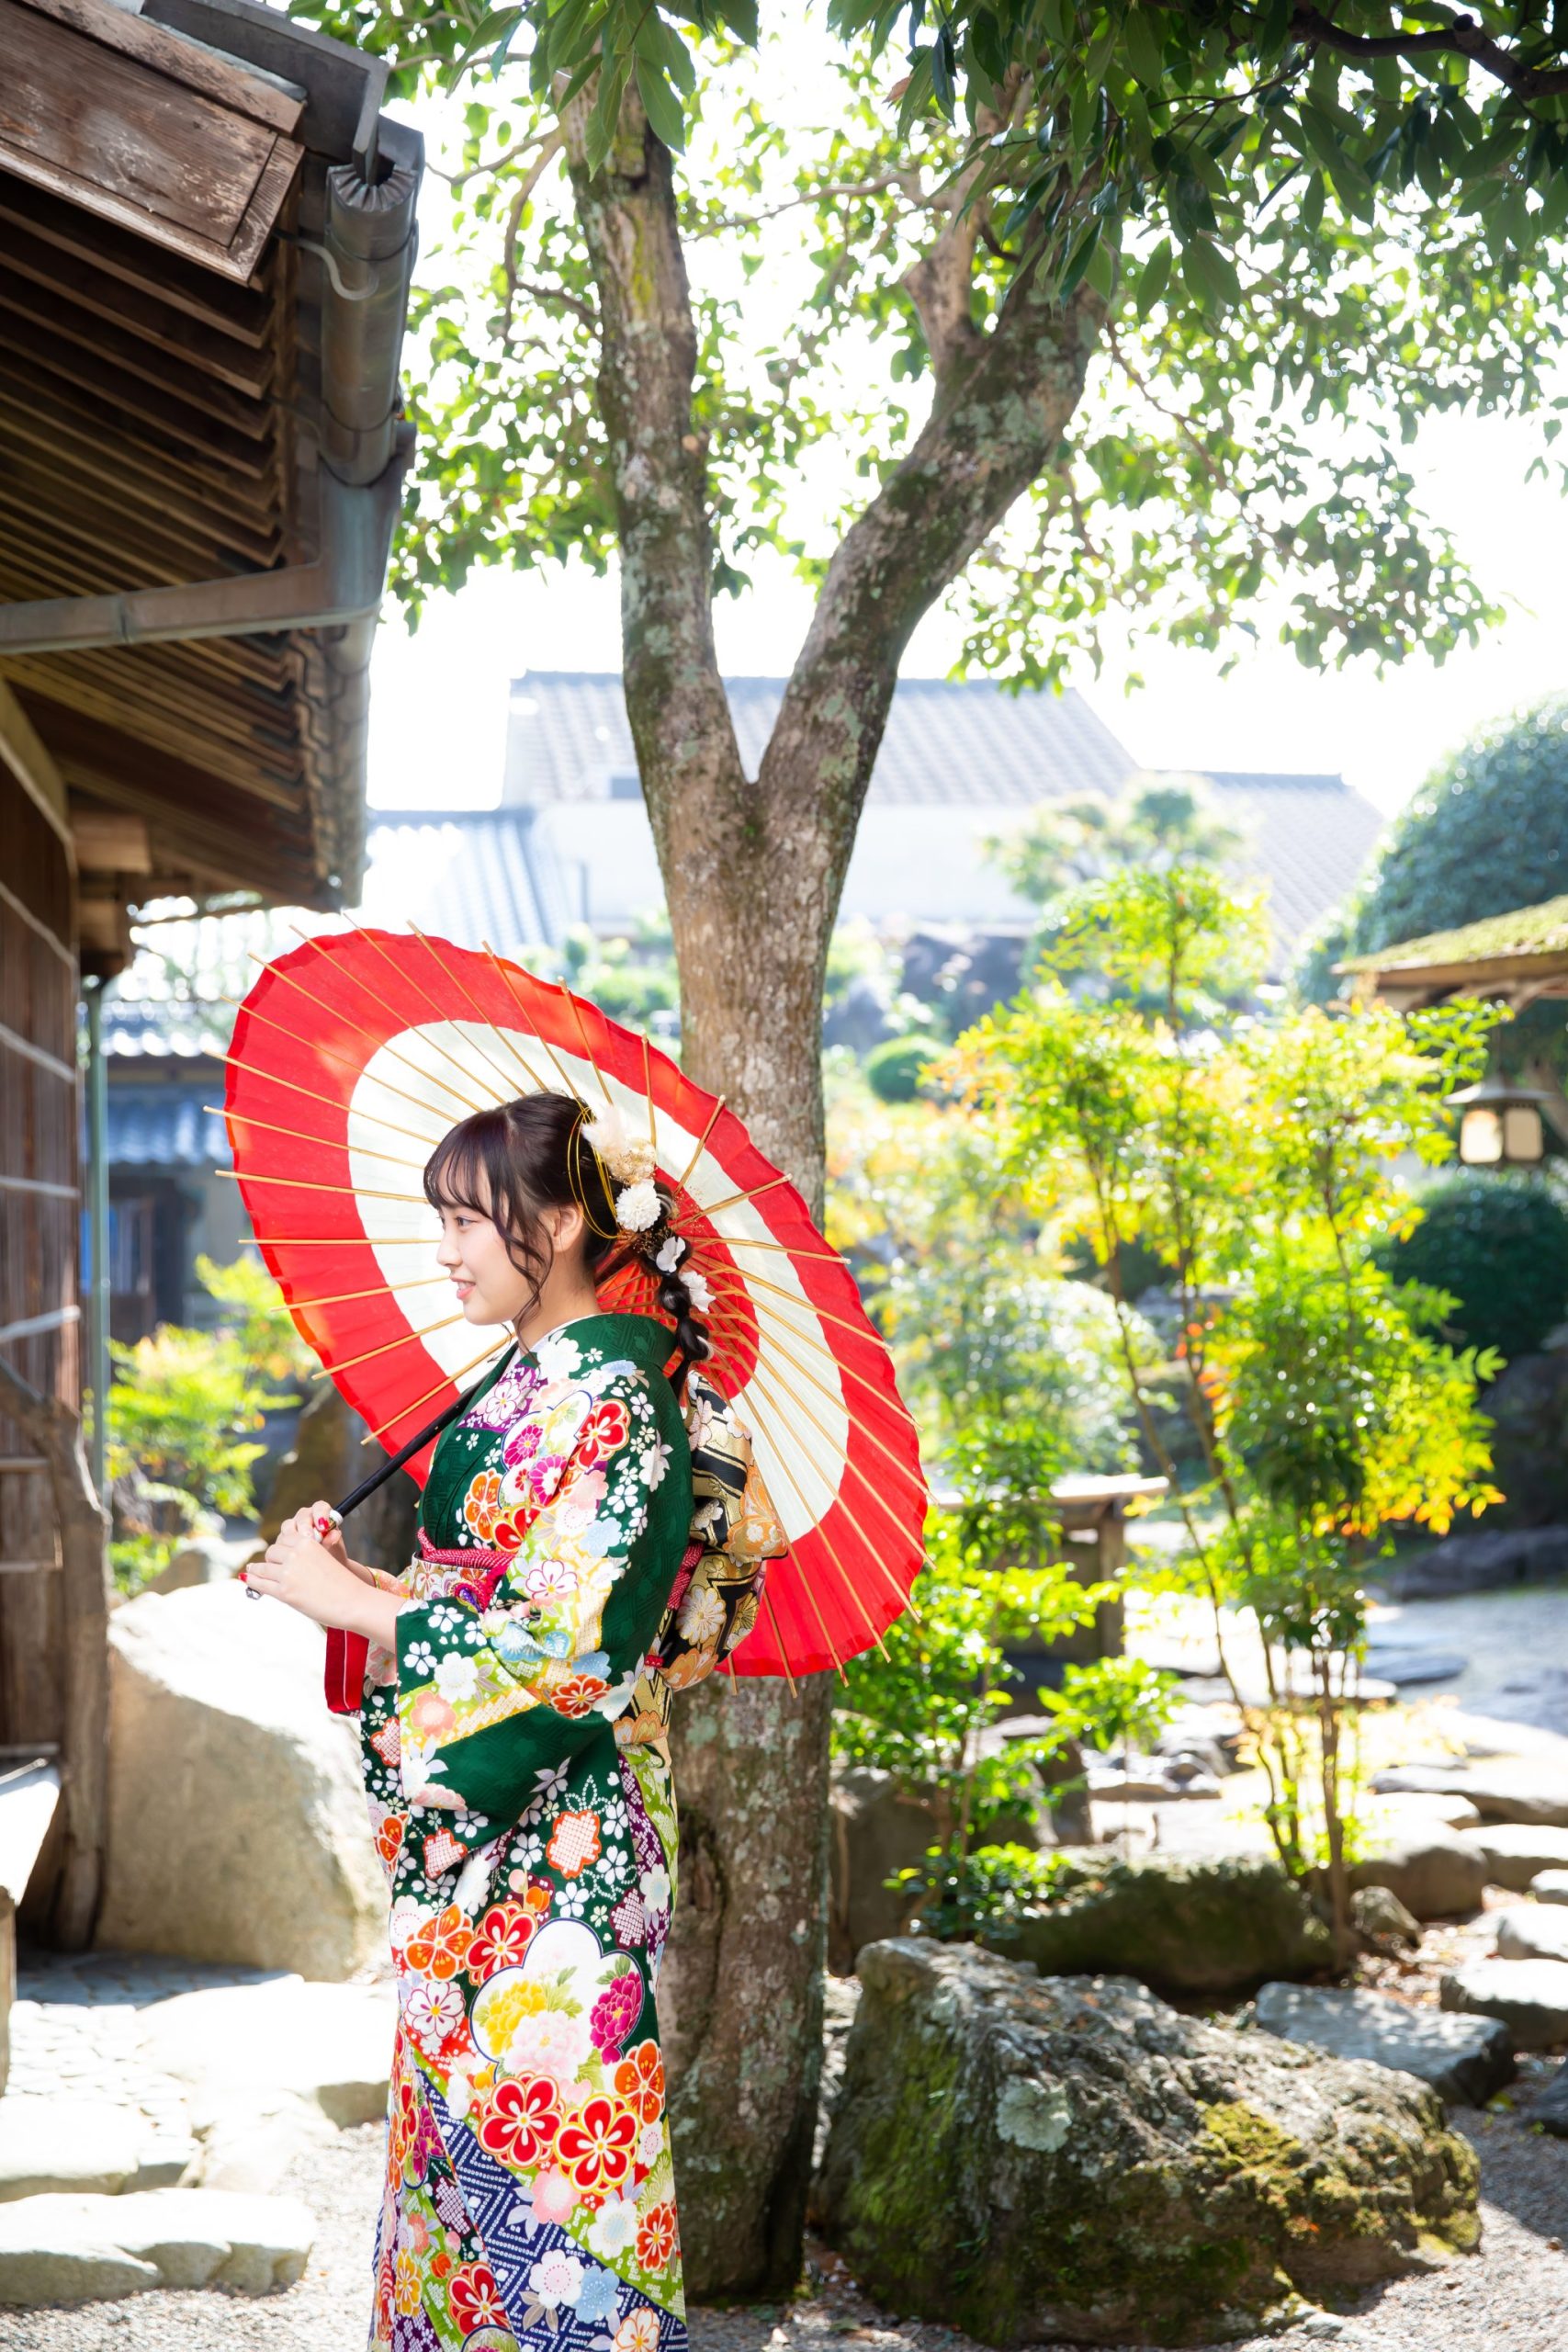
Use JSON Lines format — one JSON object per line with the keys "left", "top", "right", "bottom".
{"left": 1379, "top": 1171, "right": 1568, "bottom": 1365}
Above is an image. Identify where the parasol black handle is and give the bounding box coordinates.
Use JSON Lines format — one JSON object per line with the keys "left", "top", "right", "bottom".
{"left": 328, "top": 1347, "right": 516, "bottom": 1523}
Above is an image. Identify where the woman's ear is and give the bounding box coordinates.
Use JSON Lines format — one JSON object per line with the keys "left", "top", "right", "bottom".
{"left": 549, "top": 1200, "right": 588, "bottom": 1256}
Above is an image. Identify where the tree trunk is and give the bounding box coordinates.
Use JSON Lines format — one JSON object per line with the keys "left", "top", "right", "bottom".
{"left": 0, "top": 1358, "right": 111, "bottom": 1950}
{"left": 565, "top": 83, "right": 1107, "bottom": 2296}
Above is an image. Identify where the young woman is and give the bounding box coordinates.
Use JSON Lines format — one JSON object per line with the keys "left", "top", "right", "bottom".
{"left": 251, "top": 1091, "right": 717, "bottom": 2352}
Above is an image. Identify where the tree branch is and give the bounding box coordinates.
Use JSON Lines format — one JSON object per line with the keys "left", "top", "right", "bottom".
{"left": 1291, "top": 5, "right": 1568, "bottom": 98}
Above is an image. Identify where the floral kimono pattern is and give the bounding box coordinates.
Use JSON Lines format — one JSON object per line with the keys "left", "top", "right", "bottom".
{"left": 359, "top": 1314, "right": 694, "bottom": 2352}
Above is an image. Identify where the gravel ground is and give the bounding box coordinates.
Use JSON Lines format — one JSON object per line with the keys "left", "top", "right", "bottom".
{"left": 1, "top": 2086, "right": 1563, "bottom": 2352}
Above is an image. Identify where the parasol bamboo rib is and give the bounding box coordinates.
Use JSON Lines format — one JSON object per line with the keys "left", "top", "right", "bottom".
{"left": 560, "top": 981, "right": 615, "bottom": 1108}
{"left": 699, "top": 1173, "right": 792, "bottom": 1220}
{"left": 224, "top": 1002, "right": 481, "bottom": 1132}
{"left": 675, "top": 1096, "right": 726, "bottom": 1193}
{"left": 209, "top": 1107, "right": 425, "bottom": 1172}
{"left": 746, "top": 1319, "right": 927, "bottom": 1507}
{"left": 743, "top": 1360, "right": 922, "bottom": 1623}
{"left": 312, "top": 1311, "right": 467, "bottom": 1379}
{"left": 221, "top": 1054, "right": 443, "bottom": 1151}
{"left": 743, "top": 1385, "right": 888, "bottom": 1662}
{"left": 362, "top": 1339, "right": 512, "bottom": 1443}
{"left": 299, "top": 922, "right": 506, "bottom": 1118}
{"left": 423, "top": 933, "right": 558, "bottom": 1102}
{"left": 715, "top": 1235, "right": 843, "bottom": 1264}
{"left": 288, "top": 1274, "right": 447, "bottom": 1310}
{"left": 216, "top": 1169, "right": 428, "bottom": 1207}
{"left": 640, "top": 1035, "right": 656, "bottom": 1156}
{"left": 708, "top": 1262, "right": 903, "bottom": 1354}
{"left": 253, "top": 1235, "right": 437, "bottom": 1246}
{"left": 746, "top": 1360, "right": 928, "bottom": 1588}
{"left": 411, "top": 926, "right": 542, "bottom": 1110}
{"left": 757, "top": 1581, "right": 798, "bottom": 1696}
{"left": 332, "top": 920, "right": 492, "bottom": 1089}
{"left": 711, "top": 1401, "right": 847, "bottom": 1679}
{"left": 258, "top": 948, "right": 492, "bottom": 1122}
{"left": 482, "top": 946, "right": 587, "bottom": 1105}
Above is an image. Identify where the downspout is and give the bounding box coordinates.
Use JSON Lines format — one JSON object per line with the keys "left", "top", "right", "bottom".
{"left": 83, "top": 979, "right": 110, "bottom": 1508}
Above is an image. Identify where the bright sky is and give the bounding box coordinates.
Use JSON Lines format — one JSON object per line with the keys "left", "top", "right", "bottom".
{"left": 367, "top": 80, "right": 1568, "bottom": 830}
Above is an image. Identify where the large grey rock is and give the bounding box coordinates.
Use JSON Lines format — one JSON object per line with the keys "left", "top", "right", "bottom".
{"left": 1495, "top": 1904, "right": 1568, "bottom": 1963}
{"left": 145, "top": 1537, "right": 245, "bottom": 1596}
{"left": 817, "top": 1940, "right": 1478, "bottom": 2347}
{"left": 1440, "top": 1957, "right": 1568, "bottom": 2051}
{"left": 1349, "top": 1885, "right": 1420, "bottom": 1950}
{"left": 975, "top": 1853, "right": 1333, "bottom": 1996}
{"left": 1350, "top": 1828, "right": 1487, "bottom": 1921}
{"left": 1381, "top": 1525, "right": 1568, "bottom": 1600}
{"left": 96, "top": 1584, "right": 384, "bottom": 1980}
{"left": 0, "top": 2188, "right": 313, "bottom": 2302}
{"left": 1461, "top": 1824, "right": 1568, "bottom": 1891}
{"left": 828, "top": 1770, "right": 938, "bottom": 1973}
{"left": 1376, "top": 1790, "right": 1482, "bottom": 1829}
{"left": 1533, "top": 1868, "right": 1568, "bottom": 1905}
{"left": 1533, "top": 2056, "right": 1568, "bottom": 2138}
{"left": 1455, "top": 1764, "right": 1568, "bottom": 1829}
{"left": 1254, "top": 1982, "right": 1515, "bottom": 2108}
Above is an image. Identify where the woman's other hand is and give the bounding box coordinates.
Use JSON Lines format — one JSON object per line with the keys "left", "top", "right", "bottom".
{"left": 249, "top": 1524, "right": 370, "bottom": 1630}
{"left": 281, "top": 1503, "right": 378, "bottom": 1586}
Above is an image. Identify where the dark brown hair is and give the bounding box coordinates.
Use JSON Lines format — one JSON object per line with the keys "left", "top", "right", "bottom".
{"left": 423, "top": 1092, "right": 710, "bottom": 1385}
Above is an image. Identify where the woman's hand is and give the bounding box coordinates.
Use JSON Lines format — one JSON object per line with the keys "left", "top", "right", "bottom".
{"left": 248, "top": 1524, "right": 368, "bottom": 1630}
{"left": 278, "top": 1503, "right": 378, "bottom": 1587}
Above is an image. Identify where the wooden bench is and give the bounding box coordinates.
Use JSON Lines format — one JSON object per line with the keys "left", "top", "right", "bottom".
{"left": 0, "top": 1757, "right": 61, "bottom": 2095}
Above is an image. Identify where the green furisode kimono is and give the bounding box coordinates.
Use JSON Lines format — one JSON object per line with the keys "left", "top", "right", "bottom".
{"left": 358, "top": 1312, "right": 694, "bottom": 2352}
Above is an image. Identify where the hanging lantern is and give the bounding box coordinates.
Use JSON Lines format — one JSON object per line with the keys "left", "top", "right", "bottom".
{"left": 1446, "top": 1072, "right": 1551, "bottom": 1168}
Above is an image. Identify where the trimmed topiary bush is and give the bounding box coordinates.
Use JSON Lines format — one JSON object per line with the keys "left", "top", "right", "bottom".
{"left": 1380, "top": 1171, "right": 1568, "bottom": 1365}
{"left": 864, "top": 1032, "right": 934, "bottom": 1103}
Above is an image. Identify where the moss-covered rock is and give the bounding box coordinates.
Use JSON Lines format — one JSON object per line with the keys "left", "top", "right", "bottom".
{"left": 974, "top": 1852, "right": 1334, "bottom": 1994}
{"left": 815, "top": 1940, "right": 1478, "bottom": 2347}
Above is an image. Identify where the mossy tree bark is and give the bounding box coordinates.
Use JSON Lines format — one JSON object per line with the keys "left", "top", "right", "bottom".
{"left": 563, "top": 83, "right": 1104, "bottom": 2294}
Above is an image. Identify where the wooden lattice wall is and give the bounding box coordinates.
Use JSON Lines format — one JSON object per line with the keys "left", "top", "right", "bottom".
{"left": 0, "top": 755, "right": 78, "bottom": 1776}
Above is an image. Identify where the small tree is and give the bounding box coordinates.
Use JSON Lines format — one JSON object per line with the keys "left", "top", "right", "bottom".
{"left": 987, "top": 775, "right": 1244, "bottom": 919}
{"left": 958, "top": 865, "right": 1500, "bottom": 1945}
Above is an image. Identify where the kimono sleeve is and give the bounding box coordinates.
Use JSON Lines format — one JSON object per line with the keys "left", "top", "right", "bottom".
{"left": 394, "top": 1364, "right": 687, "bottom": 1848}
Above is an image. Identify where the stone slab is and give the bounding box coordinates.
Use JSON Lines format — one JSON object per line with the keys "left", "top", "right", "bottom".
{"left": 1461, "top": 1824, "right": 1568, "bottom": 1892}
{"left": 1495, "top": 1905, "right": 1568, "bottom": 1964}
{"left": 138, "top": 1974, "right": 396, "bottom": 2128}
{"left": 1533, "top": 1869, "right": 1568, "bottom": 1906}
{"left": 0, "top": 2188, "right": 313, "bottom": 2303}
{"left": 1255, "top": 1981, "right": 1515, "bottom": 2107}
{"left": 1440, "top": 1957, "right": 1568, "bottom": 2052}
{"left": 0, "top": 2100, "right": 142, "bottom": 2202}
{"left": 1350, "top": 1827, "right": 1487, "bottom": 1921}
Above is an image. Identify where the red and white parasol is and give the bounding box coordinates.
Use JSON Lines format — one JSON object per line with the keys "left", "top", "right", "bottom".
{"left": 221, "top": 927, "right": 927, "bottom": 1679}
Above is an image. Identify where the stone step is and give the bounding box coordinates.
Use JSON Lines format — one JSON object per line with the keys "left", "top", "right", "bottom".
{"left": 1494, "top": 1905, "right": 1568, "bottom": 1964}
{"left": 0, "top": 2098, "right": 194, "bottom": 2202}
{"left": 0, "top": 2188, "right": 314, "bottom": 2303}
{"left": 1461, "top": 1824, "right": 1568, "bottom": 1892}
{"left": 1255, "top": 1981, "right": 1514, "bottom": 2108}
{"left": 1440, "top": 1957, "right": 1568, "bottom": 2052}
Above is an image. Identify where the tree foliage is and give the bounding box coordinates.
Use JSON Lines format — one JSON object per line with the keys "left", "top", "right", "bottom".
{"left": 292, "top": 3, "right": 1568, "bottom": 684}
{"left": 954, "top": 863, "right": 1501, "bottom": 1930}
{"left": 987, "top": 774, "right": 1244, "bottom": 914}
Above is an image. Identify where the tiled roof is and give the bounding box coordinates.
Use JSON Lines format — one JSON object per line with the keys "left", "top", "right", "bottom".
{"left": 106, "top": 1085, "right": 230, "bottom": 1170}
{"left": 502, "top": 672, "right": 1136, "bottom": 808}
{"left": 358, "top": 816, "right": 548, "bottom": 953}
{"left": 1199, "top": 772, "right": 1385, "bottom": 953}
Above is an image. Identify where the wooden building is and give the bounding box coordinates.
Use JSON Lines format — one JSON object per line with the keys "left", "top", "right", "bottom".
{"left": 0, "top": 0, "right": 422, "bottom": 2071}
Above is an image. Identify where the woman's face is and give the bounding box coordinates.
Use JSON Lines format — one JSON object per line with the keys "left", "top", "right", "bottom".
{"left": 433, "top": 1175, "right": 588, "bottom": 1329}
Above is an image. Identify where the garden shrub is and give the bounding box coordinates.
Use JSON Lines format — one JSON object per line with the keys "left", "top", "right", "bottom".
{"left": 1377, "top": 1170, "right": 1568, "bottom": 1365}
{"left": 864, "top": 1033, "right": 934, "bottom": 1102}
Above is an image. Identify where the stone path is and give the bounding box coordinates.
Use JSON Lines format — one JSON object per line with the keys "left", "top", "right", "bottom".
{"left": 2, "top": 2099, "right": 1563, "bottom": 2352}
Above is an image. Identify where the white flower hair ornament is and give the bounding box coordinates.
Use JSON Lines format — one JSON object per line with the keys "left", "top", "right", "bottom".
{"left": 614, "top": 1178, "right": 662, "bottom": 1235}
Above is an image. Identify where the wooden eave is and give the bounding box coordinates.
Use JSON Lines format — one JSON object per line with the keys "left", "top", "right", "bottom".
{"left": 0, "top": 0, "right": 422, "bottom": 933}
